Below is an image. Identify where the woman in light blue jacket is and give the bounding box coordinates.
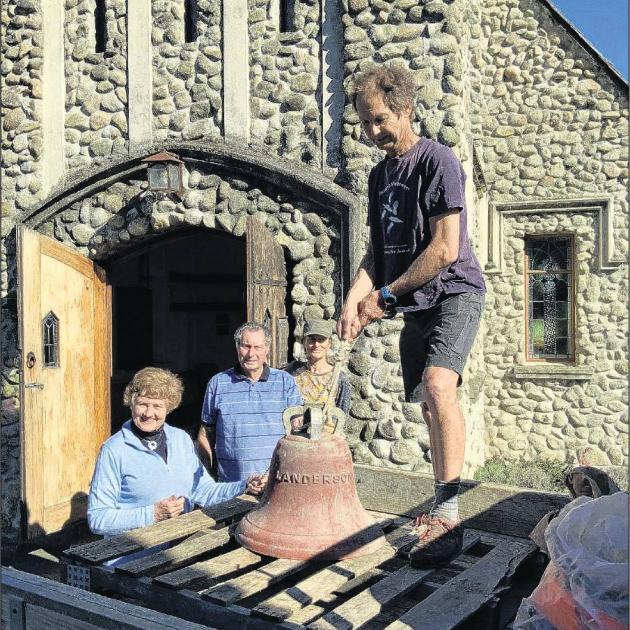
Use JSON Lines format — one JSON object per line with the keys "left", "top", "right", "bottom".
{"left": 88, "top": 367, "right": 266, "bottom": 537}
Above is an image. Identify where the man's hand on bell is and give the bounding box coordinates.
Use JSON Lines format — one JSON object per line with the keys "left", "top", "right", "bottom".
{"left": 357, "top": 290, "right": 387, "bottom": 328}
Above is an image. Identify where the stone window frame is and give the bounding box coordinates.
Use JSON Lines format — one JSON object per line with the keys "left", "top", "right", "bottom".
{"left": 486, "top": 196, "right": 623, "bottom": 381}
{"left": 486, "top": 196, "right": 623, "bottom": 275}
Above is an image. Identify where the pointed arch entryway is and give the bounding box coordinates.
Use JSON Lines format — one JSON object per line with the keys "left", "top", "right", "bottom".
{"left": 17, "top": 141, "right": 360, "bottom": 538}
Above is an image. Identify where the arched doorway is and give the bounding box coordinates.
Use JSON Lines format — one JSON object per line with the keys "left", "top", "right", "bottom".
{"left": 106, "top": 229, "right": 246, "bottom": 435}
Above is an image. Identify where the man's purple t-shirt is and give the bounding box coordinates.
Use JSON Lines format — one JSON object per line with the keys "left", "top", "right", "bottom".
{"left": 367, "top": 138, "right": 486, "bottom": 311}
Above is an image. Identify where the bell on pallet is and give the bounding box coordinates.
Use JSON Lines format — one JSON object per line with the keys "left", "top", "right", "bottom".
{"left": 235, "top": 406, "right": 387, "bottom": 561}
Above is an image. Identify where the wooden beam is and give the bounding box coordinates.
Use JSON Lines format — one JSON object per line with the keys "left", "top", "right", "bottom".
{"left": 354, "top": 464, "right": 570, "bottom": 538}
{"left": 1, "top": 568, "right": 208, "bottom": 630}
{"left": 89, "top": 567, "right": 277, "bottom": 630}
{"left": 385, "top": 539, "right": 537, "bottom": 630}
{"left": 203, "top": 558, "right": 309, "bottom": 606}
{"left": 64, "top": 496, "right": 257, "bottom": 565}
{"left": 307, "top": 533, "right": 480, "bottom": 630}
{"left": 116, "top": 528, "right": 232, "bottom": 578}
{"left": 252, "top": 523, "right": 417, "bottom": 623}
{"left": 154, "top": 547, "right": 263, "bottom": 591}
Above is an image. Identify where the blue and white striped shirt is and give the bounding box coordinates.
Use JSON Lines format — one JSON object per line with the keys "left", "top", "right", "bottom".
{"left": 201, "top": 365, "right": 303, "bottom": 482}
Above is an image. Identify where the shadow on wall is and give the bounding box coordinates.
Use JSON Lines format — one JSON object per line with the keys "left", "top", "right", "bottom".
{"left": 2, "top": 492, "right": 97, "bottom": 567}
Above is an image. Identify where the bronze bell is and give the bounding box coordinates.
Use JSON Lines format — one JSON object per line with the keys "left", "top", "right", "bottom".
{"left": 235, "top": 407, "right": 387, "bottom": 561}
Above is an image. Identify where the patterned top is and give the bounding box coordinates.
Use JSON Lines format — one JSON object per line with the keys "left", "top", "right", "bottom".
{"left": 201, "top": 364, "right": 303, "bottom": 482}
{"left": 284, "top": 360, "right": 351, "bottom": 414}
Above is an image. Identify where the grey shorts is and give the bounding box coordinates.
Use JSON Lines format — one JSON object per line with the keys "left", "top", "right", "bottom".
{"left": 399, "top": 292, "right": 485, "bottom": 402}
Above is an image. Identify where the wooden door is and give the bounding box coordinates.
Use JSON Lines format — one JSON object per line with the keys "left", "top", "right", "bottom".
{"left": 246, "top": 217, "right": 288, "bottom": 367}
{"left": 18, "top": 226, "right": 111, "bottom": 538}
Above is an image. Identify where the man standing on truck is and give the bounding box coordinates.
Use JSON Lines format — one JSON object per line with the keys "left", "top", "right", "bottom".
{"left": 338, "top": 64, "right": 486, "bottom": 567}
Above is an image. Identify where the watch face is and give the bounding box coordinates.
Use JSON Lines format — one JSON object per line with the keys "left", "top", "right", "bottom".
{"left": 380, "top": 287, "right": 396, "bottom": 305}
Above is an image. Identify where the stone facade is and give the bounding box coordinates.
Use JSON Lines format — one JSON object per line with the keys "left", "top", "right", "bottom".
{"left": 64, "top": 0, "right": 128, "bottom": 167}
{"left": 1, "top": 0, "right": 627, "bottom": 548}
{"left": 152, "top": 0, "right": 223, "bottom": 143}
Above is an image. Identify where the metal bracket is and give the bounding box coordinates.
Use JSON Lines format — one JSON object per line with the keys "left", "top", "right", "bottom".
{"left": 66, "top": 564, "right": 91, "bottom": 591}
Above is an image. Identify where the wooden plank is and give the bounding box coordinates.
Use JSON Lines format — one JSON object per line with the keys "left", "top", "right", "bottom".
{"left": 332, "top": 568, "right": 390, "bottom": 595}
{"left": 89, "top": 565, "right": 278, "bottom": 630}
{"left": 354, "top": 464, "right": 570, "bottom": 538}
{"left": 307, "top": 532, "right": 480, "bottom": 630}
{"left": 2, "top": 593, "right": 25, "bottom": 630}
{"left": 64, "top": 496, "right": 257, "bottom": 564}
{"left": 252, "top": 524, "right": 418, "bottom": 622}
{"left": 116, "top": 527, "right": 232, "bottom": 577}
{"left": 1, "top": 568, "right": 210, "bottom": 630}
{"left": 154, "top": 547, "right": 263, "bottom": 590}
{"left": 25, "top": 604, "right": 105, "bottom": 630}
{"left": 385, "top": 539, "right": 537, "bottom": 630}
{"left": 203, "top": 558, "right": 309, "bottom": 605}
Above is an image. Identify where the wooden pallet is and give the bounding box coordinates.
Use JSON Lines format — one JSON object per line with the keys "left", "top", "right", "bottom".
{"left": 61, "top": 495, "right": 538, "bottom": 629}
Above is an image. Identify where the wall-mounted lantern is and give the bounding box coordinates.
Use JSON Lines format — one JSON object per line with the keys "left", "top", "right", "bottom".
{"left": 141, "top": 150, "right": 185, "bottom": 197}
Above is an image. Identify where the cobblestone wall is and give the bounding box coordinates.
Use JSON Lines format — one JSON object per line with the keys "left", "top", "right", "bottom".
{"left": 475, "top": 0, "right": 628, "bottom": 466}
{"left": 64, "top": 0, "right": 128, "bottom": 168}
{"left": 249, "top": 0, "right": 322, "bottom": 166}
{"left": 484, "top": 212, "right": 628, "bottom": 465}
{"left": 152, "top": 0, "right": 222, "bottom": 142}
{"left": 1, "top": 0, "right": 44, "bottom": 214}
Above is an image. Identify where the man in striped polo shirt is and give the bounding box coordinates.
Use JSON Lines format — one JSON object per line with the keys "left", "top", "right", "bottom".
{"left": 197, "top": 322, "right": 303, "bottom": 482}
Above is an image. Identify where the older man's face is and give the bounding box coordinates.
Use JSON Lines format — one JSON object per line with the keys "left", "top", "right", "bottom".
{"left": 356, "top": 93, "right": 413, "bottom": 157}
{"left": 237, "top": 329, "right": 269, "bottom": 377}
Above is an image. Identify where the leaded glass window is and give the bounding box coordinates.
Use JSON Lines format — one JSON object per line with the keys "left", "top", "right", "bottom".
{"left": 42, "top": 312, "right": 60, "bottom": 368}
{"left": 525, "top": 236, "right": 574, "bottom": 360}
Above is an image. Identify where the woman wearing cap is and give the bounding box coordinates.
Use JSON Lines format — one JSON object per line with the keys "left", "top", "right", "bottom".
{"left": 284, "top": 319, "right": 351, "bottom": 416}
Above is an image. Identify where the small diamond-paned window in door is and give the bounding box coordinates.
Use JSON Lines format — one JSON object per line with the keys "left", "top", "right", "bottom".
{"left": 42, "top": 311, "right": 60, "bottom": 367}
{"left": 525, "top": 236, "right": 574, "bottom": 361}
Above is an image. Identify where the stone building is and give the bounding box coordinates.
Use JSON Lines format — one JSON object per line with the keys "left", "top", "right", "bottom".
{"left": 1, "top": 0, "right": 627, "bottom": 550}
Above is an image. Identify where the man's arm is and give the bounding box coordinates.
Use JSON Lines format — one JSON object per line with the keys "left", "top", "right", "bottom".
{"left": 389, "top": 209, "right": 460, "bottom": 296}
{"left": 197, "top": 424, "right": 217, "bottom": 478}
{"left": 357, "top": 210, "right": 461, "bottom": 329}
{"left": 338, "top": 245, "right": 376, "bottom": 340}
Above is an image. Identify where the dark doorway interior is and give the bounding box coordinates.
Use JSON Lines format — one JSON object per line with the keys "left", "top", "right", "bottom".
{"left": 107, "top": 230, "right": 246, "bottom": 435}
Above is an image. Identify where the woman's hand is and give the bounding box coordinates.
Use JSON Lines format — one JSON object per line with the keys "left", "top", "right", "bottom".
{"left": 246, "top": 474, "right": 268, "bottom": 496}
{"left": 154, "top": 495, "right": 185, "bottom": 522}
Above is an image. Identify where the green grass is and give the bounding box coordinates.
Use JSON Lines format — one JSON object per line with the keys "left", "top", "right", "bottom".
{"left": 473, "top": 458, "right": 567, "bottom": 492}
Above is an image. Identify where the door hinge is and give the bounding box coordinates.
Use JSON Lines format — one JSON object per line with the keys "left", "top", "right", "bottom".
{"left": 24, "top": 382, "right": 44, "bottom": 390}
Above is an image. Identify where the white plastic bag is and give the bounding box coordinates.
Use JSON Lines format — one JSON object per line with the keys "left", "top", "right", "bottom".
{"left": 515, "top": 493, "right": 629, "bottom": 630}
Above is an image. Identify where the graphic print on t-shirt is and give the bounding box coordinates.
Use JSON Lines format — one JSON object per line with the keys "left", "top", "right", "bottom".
{"left": 379, "top": 181, "right": 417, "bottom": 257}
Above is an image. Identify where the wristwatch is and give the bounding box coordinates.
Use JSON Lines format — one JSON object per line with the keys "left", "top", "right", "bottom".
{"left": 379, "top": 286, "right": 397, "bottom": 309}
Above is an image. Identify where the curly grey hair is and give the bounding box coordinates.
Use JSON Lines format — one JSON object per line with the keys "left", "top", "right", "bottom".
{"left": 234, "top": 321, "right": 272, "bottom": 346}
{"left": 350, "top": 64, "right": 417, "bottom": 115}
